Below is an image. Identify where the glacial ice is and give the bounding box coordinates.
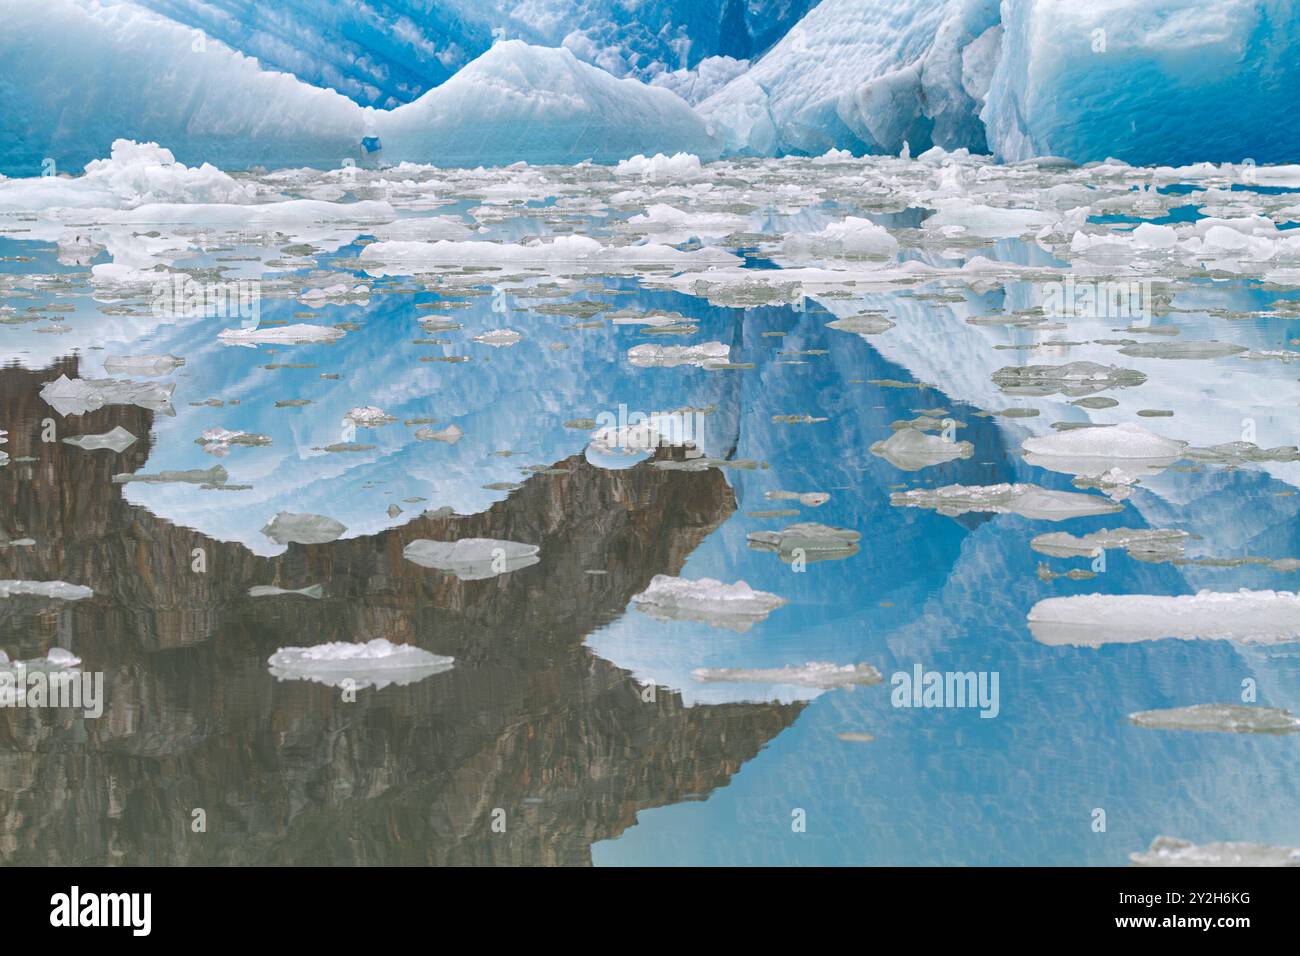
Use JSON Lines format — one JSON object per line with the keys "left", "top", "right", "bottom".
{"left": 62, "top": 427, "right": 139, "bottom": 453}
{"left": 631, "top": 575, "right": 788, "bottom": 633}
{"left": 891, "top": 483, "right": 1123, "bottom": 521}
{"left": 260, "top": 512, "right": 348, "bottom": 546}
{"left": 746, "top": 523, "right": 862, "bottom": 563}
{"left": 0, "top": 581, "right": 94, "bottom": 601}
{"left": 870, "top": 427, "right": 974, "bottom": 471}
{"left": 691, "top": 661, "right": 884, "bottom": 689}
{"left": 1028, "top": 590, "right": 1300, "bottom": 647}
{"left": 40, "top": 375, "right": 176, "bottom": 416}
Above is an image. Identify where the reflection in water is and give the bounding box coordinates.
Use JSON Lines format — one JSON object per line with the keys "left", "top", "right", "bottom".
{"left": 0, "top": 358, "right": 802, "bottom": 865}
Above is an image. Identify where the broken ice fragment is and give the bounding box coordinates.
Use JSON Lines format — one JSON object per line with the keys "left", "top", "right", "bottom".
{"left": 345, "top": 406, "right": 396, "bottom": 427}
{"left": 992, "top": 362, "right": 1146, "bottom": 397}
{"left": 261, "top": 512, "right": 347, "bottom": 545}
{"left": 0, "top": 580, "right": 93, "bottom": 600}
{"left": 402, "top": 538, "right": 540, "bottom": 580}
{"left": 40, "top": 375, "right": 175, "bottom": 416}
{"left": 1117, "top": 341, "right": 1248, "bottom": 360}
{"left": 1128, "top": 704, "right": 1300, "bottom": 734}
{"left": 103, "top": 353, "right": 185, "bottom": 377}
{"left": 114, "top": 465, "right": 228, "bottom": 486}
{"left": 268, "top": 638, "right": 453, "bottom": 690}
{"left": 1022, "top": 423, "right": 1186, "bottom": 479}
{"left": 1028, "top": 589, "right": 1300, "bottom": 647}
{"left": 692, "top": 662, "right": 883, "bottom": 689}
{"left": 766, "top": 490, "right": 830, "bottom": 507}
{"left": 628, "top": 342, "right": 730, "bottom": 369}
{"left": 196, "top": 428, "right": 271, "bottom": 456}
{"left": 1130, "top": 836, "right": 1300, "bottom": 867}
{"left": 871, "top": 428, "right": 974, "bottom": 471}
{"left": 746, "top": 523, "right": 861, "bottom": 563}
{"left": 248, "top": 584, "right": 324, "bottom": 599}
{"left": 826, "top": 313, "right": 896, "bottom": 337}
{"left": 1030, "top": 528, "right": 1188, "bottom": 563}
{"left": 62, "top": 426, "right": 137, "bottom": 453}
{"left": 414, "top": 424, "right": 463, "bottom": 444}
{"left": 891, "top": 483, "right": 1122, "bottom": 520}
{"left": 472, "top": 328, "right": 522, "bottom": 347}
{"left": 631, "top": 575, "right": 787, "bottom": 632}
{"left": 218, "top": 324, "right": 345, "bottom": 347}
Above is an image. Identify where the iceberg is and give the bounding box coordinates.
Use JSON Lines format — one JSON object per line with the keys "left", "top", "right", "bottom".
{"left": 1028, "top": 590, "right": 1300, "bottom": 647}
{"left": 1130, "top": 836, "right": 1300, "bottom": 868}
{"left": 692, "top": 661, "right": 884, "bottom": 689}
{"left": 0, "top": 581, "right": 94, "bottom": 601}
{"left": 1128, "top": 704, "right": 1300, "bottom": 735}
{"left": 261, "top": 512, "right": 348, "bottom": 546}
{"left": 891, "top": 483, "right": 1123, "bottom": 520}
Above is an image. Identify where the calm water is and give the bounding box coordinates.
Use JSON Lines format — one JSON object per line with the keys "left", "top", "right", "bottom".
{"left": 1, "top": 154, "right": 1297, "bottom": 864}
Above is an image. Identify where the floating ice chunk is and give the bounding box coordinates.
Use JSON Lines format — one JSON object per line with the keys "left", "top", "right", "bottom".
{"left": 218, "top": 324, "right": 345, "bottom": 348}
{"left": 692, "top": 662, "right": 883, "bottom": 689}
{"left": 402, "top": 538, "right": 540, "bottom": 580}
{"left": 248, "top": 584, "right": 324, "bottom": 599}
{"left": 925, "top": 202, "right": 1054, "bottom": 238}
{"left": 747, "top": 523, "right": 861, "bottom": 563}
{"left": 196, "top": 428, "right": 271, "bottom": 456}
{"left": 992, "top": 362, "right": 1146, "bottom": 397}
{"left": 299, "top": 284, "right": 370, "bottom": 305}
{"left": 345, "top": 406, "right": 395, "bottom": 427}
{"left": 620, "top": 204, "right": 749, "bottom": 243}
{"left": 472, "top": 328, "right": 522, "bottom": 347}
{"left": 782, "top": 217, "right": 899, "bottom": 259}
{"left": 1130, "top": 836, "right": 1300, "bottom": 868}
{"left": 40, "top": 375, "right": 175, "bottom": 416}
{"left": 1028, "top": 590, "right": 1300, "bottom": 647}
{"left": 360, "top": 235, "right": 738, "bottom": 275}
{"left": 268, "top": 638, "right": 453, "bottom": 690}
{"left": 113, "top": 465, "right": 228, "bottom": 486}
{"left": 827, "top": 313, "right": 896, "bottom": 336}
{"left": 103, "top": 354, "right": 185, "bottom": 377}
{"left": 261, "top": 512, "right": 347, "bottom": 546}
{"left": 0, "top": 580, "right": 93, "bottom": 601}
{"left": 414, "top": 424, "right": 463, "bottom": 444}
{"left": 1183, "top": 442, "right": 1300, "bottom": 465}
{"left": 871, "top": 427, "right": 974, "bottom": 471}
{"left": 62, "top": 426, "right": 137, "bottom": 453}
{"left": 1118, "top": 341, "right": 1248, "bottom": 360}
{"left": 613, "top": 153, "right": 703, "bottom": 180}
{"left": 1022, "top": 423, "right": 1186, "bottom": 480}
{"left": 766, "top": 490, "right": 830, "bottom": 508}
{"left": 627, "top": 342, "right": 730, "bottom": 369}
{"left": 631, "top": 575, "right": 787, "bottom": 633}
{"left": 892, "top": 483, "right": 1122, "bottom": 521}
{"left": 1129, "top": 704, "right": 1300, "bottom": 735}
{"left": 1031, "top": 528, "right": 1189, "bottom": 563}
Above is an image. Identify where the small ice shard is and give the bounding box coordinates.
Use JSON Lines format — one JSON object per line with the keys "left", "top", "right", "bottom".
{"left": 62, "top": 426, "right": 137, "bottom": 453}
{"left": 472, "top": 328, "right": 522, "bottom": 347}
{"left": 837, "top": 732, "right": 876, "bottom": 743}
{"left": 1130, "top": 836, "right": 1300, "bottom": 868}
{"left": 692, "top": 661, "right": 883, "bottom": 689}
{"left": 826, "top": 313, "right": 896, "bottom": 336}
{"left": 1118, "top": 341, "right": 1248, "bottom": 360}
{"left": 1022, "top": 423, "right": 1186, "bottom": 479}
{"left": 268, "top": 638, "right": 453, "bottom": 690}
{"left": 261, "top": 512, "right": 347, "bottom": 546}
{"left": 1030, "top": 528, "right": 1189, "bottom": 563}
{"left": 766, "top": 490, "right": 830, "bottom": 507}
{"left": 248, "top": 584, "right": 324, "bottom": 599}
{"left": 103, "top": 353, "right": 185, "bottom": 377}
{"left": 1027, "top": 589, "right": 1300, "bottom": 647}
{"left": 1183, "top": 442, "right": 1300, "bottom": 465}
{"left": 387, "top": 503, "right": 402, "bottom": 518}
{"left": 628, "top": 342, "right": 730, "bottom": 369}
{"left": 870, "top": 428, "right": 974, "bottom": 471}
{"left": 0, "top": 580, "right": 93, "bottom": 600}
{"left": 631, "top": 575, "right": 787, "bottom": 632}
{"left": 40, "top": 375, "right": 175, "bottom": 416}
{"left": 746, "top": 523, "right": 861, "bottom": 563}
{"left": 402, "top": 538, "right": 540, "bottom": 580}
{"left": 782, "top": 217, "right": 898, "bottom": 258}
{"left": 114, "top": 465, "right": 227, "bottom": 486}
{"left": 891, "top": 483, "right": 1122, "bottom": 520}
{"left": 1128, "top": 704, "right": 1300, "bottom": 735}
{"left": 218, "top": 324, "right": 345, "bottom": 347}
{"left": 196, "top": 427, "right": 271, "bottom": 456}
{"left": 345, "top": 406, "right": 396, "bottom": 427}
{"left": 414, "top": 424, "right": 464, "bottom": 444}
{"left": 992, "top": 362, "right": 1146, "bottom": 397}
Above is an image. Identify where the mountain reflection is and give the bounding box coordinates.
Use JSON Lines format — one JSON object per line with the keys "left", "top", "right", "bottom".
{"left": 0, "top": 357, "right": 803, "bottom": 865}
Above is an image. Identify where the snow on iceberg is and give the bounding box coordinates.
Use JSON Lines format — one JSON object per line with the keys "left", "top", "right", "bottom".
{"left": 631, "top": 575, "right": 788, "bottom": 632}
{"left": 268, "top": 638, "right": 454, "bottom": 689}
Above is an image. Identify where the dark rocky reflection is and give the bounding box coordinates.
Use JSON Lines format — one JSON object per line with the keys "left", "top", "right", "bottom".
{"left": 0, "top": 358, "right": 803, "bottom": 865}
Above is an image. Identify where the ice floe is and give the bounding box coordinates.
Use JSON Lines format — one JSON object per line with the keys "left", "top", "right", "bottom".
{"left": 1130, "top": 836, "right": 1300, "bottom": 868}
{"left": 1028, "top": 590, "right": 1300, "bottom": 647}
{"left": 268, "top": 638, "right": 453, "bottom": 690}
{"left": 402, "top": 538, "right": 540, "bottom": 580}
{"left": 891, "top": 483, "right": 1123, "bottom": 520}
{"left": 631, "top": 575, "right": 787, "bottom": 632}
{"left": 1128, "top": 704, "right": 1300, "bottom": 735}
